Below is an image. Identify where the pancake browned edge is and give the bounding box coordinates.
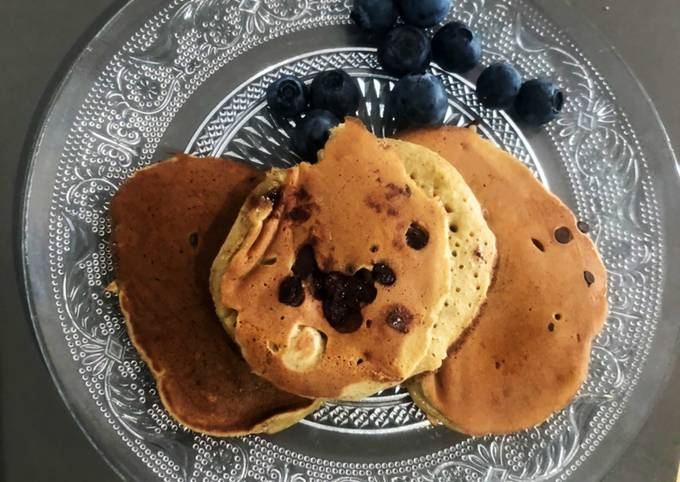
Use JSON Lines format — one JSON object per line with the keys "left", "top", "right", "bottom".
{"left": 402, "top": 127, "right": 608, "bottom": 436}
{"left": 110, "top": 154, "right": 320, "bottom": 437}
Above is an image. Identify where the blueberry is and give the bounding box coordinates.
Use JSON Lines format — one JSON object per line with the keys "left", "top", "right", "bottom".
{"left": 351, "top": 0, "right": 398, "bottom": 33}
{"left": 396, "top": 0, "right": 451, "bottom": 28}
{"left": 266, "top": 75, "right": 309, "bottom": 118}
{"left": 378, "top": 25, "right": 432, "bottom": 77}
{"left": 390, "top": 73, "right": 448, "bottom": 129}
{"left": 292, "top": 110, "right": 340, "bottom": 162}
{"left": 515, "top": 79, "right": 565, "bottom": 125}
{"left": 310, "top": 69, "right": 361, "bottom": 119}
{"left": 432, "top": 21, "right": 482, "bottom": 74}
{"left": 476, "top": 63, "right": 522, "bottom": 109}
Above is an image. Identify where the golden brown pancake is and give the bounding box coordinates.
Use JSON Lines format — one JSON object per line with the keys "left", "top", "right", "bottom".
{"left": 383, "top": 139, "right": 497, "bottom": 371}
{"left": 402, "top": 127, "right": 608, "bottom": 435}
{"left": 211, "top": 119, "right": 453, "bottom": 400}
{"left": 110, "top": 154, "right": 319, "bottom": 436}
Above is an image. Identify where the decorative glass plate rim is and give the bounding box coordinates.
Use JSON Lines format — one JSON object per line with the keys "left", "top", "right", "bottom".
{"left": 17, "top": 1, "right": 680, "bottom": 481}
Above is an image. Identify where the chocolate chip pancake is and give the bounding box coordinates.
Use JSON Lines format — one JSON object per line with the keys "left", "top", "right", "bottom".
{"left": 110, "top": 155, "right": 320, "bottom": 436}
{"left": 211, "top": 119, "right": 464, "bottom": 400}
{"left": 402, "top": 127, "right": 608, "bottom": 435}
{"left": 384, "top": 139, "right": 497, "bottom": 371}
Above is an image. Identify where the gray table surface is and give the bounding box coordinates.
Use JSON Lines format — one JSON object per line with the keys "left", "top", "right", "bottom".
{"left": 1, "top": 0, "right": 678, "bottom": 481}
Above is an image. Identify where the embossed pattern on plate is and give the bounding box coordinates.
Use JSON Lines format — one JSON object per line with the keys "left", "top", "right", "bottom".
{"left": 21, "top": 0, "right": 669, "bottom": 481}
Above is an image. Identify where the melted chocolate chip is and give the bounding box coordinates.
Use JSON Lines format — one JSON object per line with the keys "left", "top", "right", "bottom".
{"left": 292, "top": 244, "right": 317, "bottom": 278}
{"left": 372, "top": 263, "right": 396, "bottom": 286}
{"left": 264, "top": 187, "right": 282, "bottom": 206}
{"left": 385, "top": 305, "right": 413, "bottom": 334}
{"left": 310, "top": 272, "right": 325, "bottom": 300}
{"left": 554, "top": 227, "right": 573, "bottom": 244}
{"left": 532, "top": 238, "right": 545, "bottom": 252}
{"left": 385, "top": 183, "right": 412, "bottom": 200}
{"left": 278, "top": 276, "right": 304, "bottom": 306}
{"left": 323, "top": 300, "right": 363, "bottom": 333}
{"left": 406, "top": 222, "right": 429, "bottom": 250}
{"left": 577, "top": 221, "right": 590, "bottom": 234}
{"left": 584, "top": 271, "right": 595, "bottom": 287}
{"left": 355, "top": 268, "right": 373, "bottom": 283}
{"left": 288, "top": 206, "right": 311, "bottom": 222}
{"left": 296, "top": 188, "right": 310, "bottom": 201}
{"left": 188, "top": 232, "right": 199, "bottom": 248}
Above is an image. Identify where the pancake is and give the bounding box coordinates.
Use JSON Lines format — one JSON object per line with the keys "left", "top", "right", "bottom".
{"left": 110, "top": 154, "right": 320, "bottom": 436}
{"left": 383, "top": 139, "right": 496, "bottom": 371}
{"left": 211, "top": 118, "right": 482, "bottom": 400}
{"left": 402, "top": 127, "right": 608, "bottom": 435}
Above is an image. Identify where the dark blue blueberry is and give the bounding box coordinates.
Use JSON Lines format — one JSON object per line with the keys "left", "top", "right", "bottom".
{"left": 378, "top": 25, "right": 432, "bottom": 77}
{"left": 432, "top": 21, "right": 482, "bottom": 74}
{"left": 351, "top": 0, "right": 398, "bottom": 33}
{"left": 390, "top": 73, "right": 448, "bottom": 129}
{"left": 266, "top": 75, "right": 309, "bottom": 118}
{"left": 310, "top": 69, "right": 361, "bottom": 119}
{"left": 515, "top": 79, "right": 565, "bottom": 125}
{"left": 396, "top": 0, "right": 451, "bottom": 28}
{"left": 476, "top": 63, "right": 522, "bottom": 109}
{"left": 292, "top": 110, "right": 340, "bottom": 162}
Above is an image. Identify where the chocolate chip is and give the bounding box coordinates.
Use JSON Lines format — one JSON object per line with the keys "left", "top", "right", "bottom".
{"left": 370, "top": 245, "right": 379, "bottom": 253}
{"left": 356, "top": 280, "right": 378, "bottom": 304}
{"left": 296, "top": 188, "right": 310, "bottom": 201}
{"left": 288, "top": 206, "right": 311, "bottom": 222}
{"left": 554, "top": 226, "right": 573, "bottom": 244}
{"left": 355, "top": 268, "right": 373, "bottom": 283}
{"left": 531, "top": 238, "right": 545, "bottom": 252}
{"left": 372, "top": 263, "right": 396, "bottom": 286}
{"left": 278, "top": 276, "right": 304, "bottom": 306}
{"left": 188, "top": 232, "right": 199, "bottom": 248}
{"left": 292, "top": 244, "right": 317, "bottom": 278}
{"left": 322, "top": 299, "right": 363, "bottom": 333}
{"left": 584, "top": 271, "right": 595, "bottom": 287}
{"left": 385, "top": 305, "right": 413, "bottom": 334}
{"left": 406, "top": 222, "right": 429, "bottom": 250}
{"left": 310, "top": 272, "right": 325, "bottom": 300}
{"left": 577, "top": 221, "right": 590, "bottom": 234}
{"left": 264, "top": 187, "right": 282, "bottom": 206}
{"left": 548, "top": 322, "right": 555, "bottom": 332}
{"left": 385, "top": 183, "right": 411, "bottom": 200}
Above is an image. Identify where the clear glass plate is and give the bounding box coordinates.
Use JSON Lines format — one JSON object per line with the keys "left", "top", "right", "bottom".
{"left": 19, "top": 1, "right": 680, "bottom": 481}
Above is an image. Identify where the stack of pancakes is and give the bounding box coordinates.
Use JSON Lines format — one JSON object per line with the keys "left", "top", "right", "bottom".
{"left": 110, "top": 119, "right": 607, "bottom": 437}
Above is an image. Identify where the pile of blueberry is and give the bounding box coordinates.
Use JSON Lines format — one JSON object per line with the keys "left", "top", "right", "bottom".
{"left": 265, "top": 0, "right": 565, "bottom": 162}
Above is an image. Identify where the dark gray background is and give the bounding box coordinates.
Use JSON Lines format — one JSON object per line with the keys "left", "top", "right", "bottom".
{"left": 1, "top": 0, "right": 678, "bottom": 481}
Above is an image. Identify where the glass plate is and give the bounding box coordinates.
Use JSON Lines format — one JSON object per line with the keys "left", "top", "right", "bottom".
{"left": 19, "top": 1, "right": 680, "bottom": 481}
